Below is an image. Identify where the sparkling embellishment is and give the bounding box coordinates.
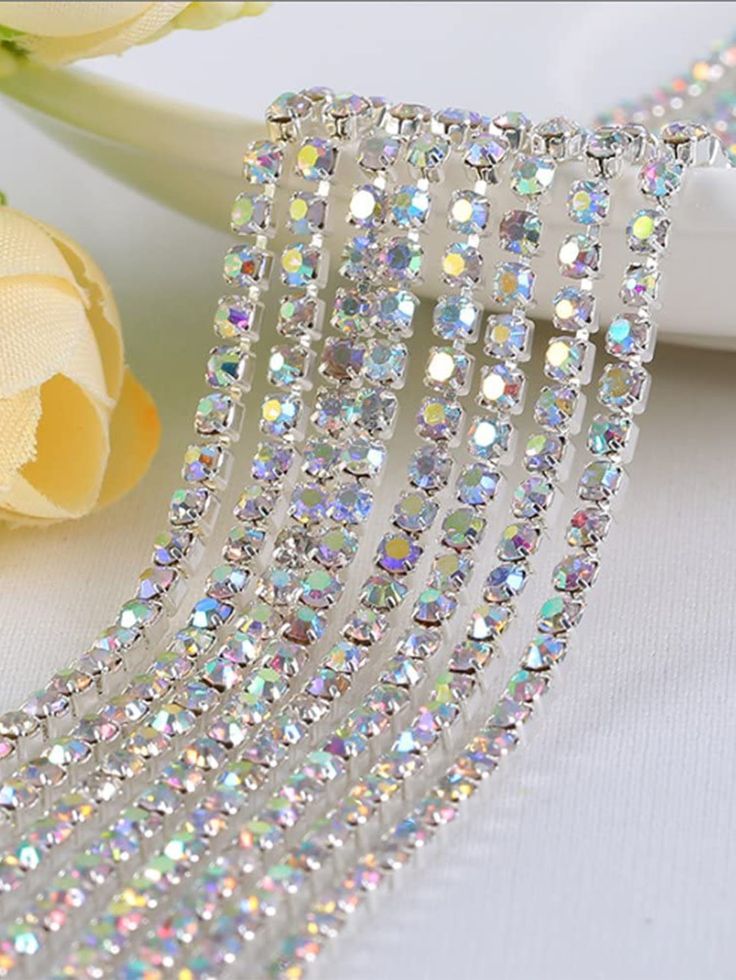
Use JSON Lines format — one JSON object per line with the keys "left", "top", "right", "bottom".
{"left": 523, "top": 634, "right": 567, "bottom": 670}
{"left": 620, "top": 262, "right": 659, "bottom": 306}
{"left": 639, "top": 156, "right": 683, "bottom": 199}
{"left": 448, "top": 190, "right": 489, "bottom": 235}
{"left": 479, "top": 363, "right": 524, "bottom": 410}
{"left": 231, "top": 188, "right": 272, "bottom": 233}
{"left": 587, "top": 413, "right": 632, "bottom": 456}
{"left": 464, "top": 135, "right": 509, "bottom": 179}
{"left": 357, "top": 133, "right": 401, "bottom": 172}
{"left": 497, "top": 521, "right": 539, "bottom": 561}
{"left": 340, "top": 438, "right": 386, "bottom": 478}
{"left": 364, "top": 341, "right": 407, "bottom": 386}
{"left": 567, "top": 179, "right": 609, "bottom": 224}
{"left": 456, "top": 462, "right": 499, "bottom": 507}
{"left": 552, "top": 287, "right": 596, "bottom": 332}
{"left": 467, "top": 416, "right": 511, "bottom": 460}
{"left": 214, "top": 296, "right": 257, "bottom": 340}
{"left": 417, "top": 396, "right": 462, "bottom": 442}
{"left": 328, "top": 485, "right": 373, "bottom": 525}
{"left": 485, "top": 314, "right": 532, "bottom": 359}
{"left": 287, "top": 191, "right": 327, "bottom": 235}
{"left": 261, "top": 393, "right": 301, "bottom": 437}
{"left": 468, "top": 603, "right": 511, "bottom": 640}
{"left": 493, "top": 262, "right": 535, "bottom": 306}
{"left": 379, "top": 236, "right": 423, "bottom": 282}
{"left": 376, "top": 532, "right": 422, "bottom": 575}
{"left": 279, "top": 293, "right": 320, "bottom": 337}
{"left": 296, "top": 138, "right": 336, "bottom": 181}
{"left": 223, "top": 244, "right": 269, "bottom": 285}
{"left": 390, "top": 184, "right": 431, "bottom": 227}
{"left": 426, "top": 347, "right": 471, "bottom": 391}
{"left": 553, "top": 555, "right": 598, "bottom": 592}
{"left": 499, "top": 209, "right": 542, "bottom": 256}
{"left": 433, "top": 295, "right": 480, "bottom": 341}
{"left": 442, "top": 243, "right": 482, "bottom": 287}
{"left": 524, "top": 432, "right": 565, "bottom": 472}
{"left": 578, "top": 460, "right": 624, "bottom": 501}
{"left": 409, "top": 446, "right": 451, "bottom": 492}
{"left": 206, "top": 345, "right": 247, "bottom": 389}
{"left": 242, "top": 140, "right": 282, "bottom": 183}
{"left": 407, "top": 134, "right": 450, "bottom": 175}
{"left": 537, "top": 595, "right": 584, "bottom": 633}
{"left": 606, "top": 314, "right": 652, "bottom": 358}
{"left": 442, "top": 508, "right": 485, "bottom": 551}
{"left": 513, "top": 475, "right": 555, "bottom": 518}
{"left": 375, "top": 288, "right": 417, "bottom": 335}
{"left": 510, "top": 154, "right": 556, "bottom": 196}
{"left": 281, "top": 243, "right": 321, "bottom": 288}
{"left": 393, "top": 491, "right": 438, "bottom": 533}
{"left": 484, "top": 563, "right": 527, "bottom": 601}
{"left": 567, "top": 507, "right": 611, "bottom": 548}
{"left": 558, "top": 234, "right": 601, "bottom": 278}
{"left": 534, "top": 385, "right": 579, "bottom": 430}
{"left": 627, "top": 208, "right": 670, "bottom": 252}
{"left": 598, "top": 364, "right": 648, "bottom": 410}
{"left": 544, "top": 337, "right": 588, "bottom": 382}
{"left": 349, "top": 184, "right": 386, "bottom": 228}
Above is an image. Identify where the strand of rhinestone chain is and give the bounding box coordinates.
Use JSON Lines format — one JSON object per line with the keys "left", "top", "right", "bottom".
{"left": 48, "top": 104, "right": 479, "bottom": 979}
{"left": 261, "top": 122, "right": 721, "bottom": 980}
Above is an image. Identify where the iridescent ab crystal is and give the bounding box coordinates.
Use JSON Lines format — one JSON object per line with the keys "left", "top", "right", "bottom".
{"left": 524, "top": 432, "right": 565, "bottom": 472}
{"left": 620, "top": 261, "right": 659, "bottom": 305}
{"left": 321, "top": 337, "right": 365, "bottom": 381}
{"left": 606, "top": 313, "right": 652, "bottom": 358}
{"left": 340, "top": 438, "right": 386, "bottom": 478}
{"left": 447, "top": 190, "right": 490, "bottom": 235}
{"left": 552, "top": 286, "right": 596, "bottom": 332}
{"left": 413, "top": 587, "right": 456, "bottom": 625}
{"left": 558, "top": 234, "right": 601, "bottom": 278}
{"left": 328, "top": 485, "right": 373, "bottom": 525}
{"left": 639, "top": 156, "right": 683, "bottom": 199}
{"left": 431, "top": 551, "right": 472, "bottom": 592}
{"left": 278, "top": 293, "right": 320, "bottom": 338}
{"left": 214, "top": 296, "right": 257, "bottom": 341}
{"left": 406, "top": 134, "right": 450, "bottom": 175}
{"left": 332, "top": 288, "right": 373, "bottom": 335}
{"left": 408, "top": 446, "right": 451, "bottom": 492}
{"left": 499, "top": 209, "right": 542, "bottom": 256}
{"left": 417, "top": 396, "right": 462, "bottom": 442}
{"left": 280, "top": 243, "right": 321, "bottom": 288}
{"left": 510, "top": 154, "right": 556, "bottom": 196}
{"left": 512, "top": 475, "right": 555, "bottom": 518}
{"left": 553, "top": 554, "right": 598, "bottom": 592}
{"left": 313, "top": 388, "right": 349, "bottom": 437}
{"left": 183, "top": 443, "right": 226, "bottom": 485}
{"left": 295, "top": 138, "right": 337, "bottom": 181}
{"left": 364, "top": 340, "right": 407, "bottom": 385}
{"left": 468, "top": 603, "right": 511, "bottom": 640}
{"left": 242, "top": 141, "right": 282, "bottom": 183}
{"left": 442, "top": 508, "right": 485, "bottom": 551}
{"left": 478, "top": 363, "right": 523, "bottom": 412}
{"left": 493, "top": 262, "right": 535, "bottom": 306}
{"left": 313, "top": 527, "right": 358, "bottom": 569}
{"left": 195, "top": 392, "right": 236, "bottom": 437}
{"left": 497, "top": 521, "right": 539, "bottom": 561}
{"left": 223, "top": 244, "right": 269, "bottom": 286}
{"left": 484, "top": 563, "right": 527, "bottom": 601}
{"left": 522, "top": 634, "right": 567, "bottom": 670}
{"left": 534, "top": 385, "right": 579, "bottom": 430}
{"left": 290, "top": 483, "right": 328, "bottom": 524}
{"left": 587, "top": 413, "right": 632, "bottom": 456}
{"left": 485, "top": 313, "right": 531, "bottom": 359}
{"left": 287, "top": 191, "right": 326, "bottom": 235}
{"left": 544, "top": 337, "right": 588, "bottom": 382}
{"left": 467, "top": 416, "right": 511, "bottom": 460}
{"left": 341, "top": 234, "right": 376, "bottom": 280}
{"left": 348, "top": 388, "right": 397, "bottom": 435}
{"left": 426, "top": 347, "right": 471, "bottom": 392}
{"left": 578, "top": 460, "right": 623, "bottom": 501}
{"left": 231, "top": 188, "right": 272, "bottom": 233}
{"left": 456, "top": 462, "right": 499, "bottom": 507}
{"left": 393, "top": 491, "right": 438, "bottom": 533}
{"left": 376, "top": 532, "right": 422, "bottom": 575}
{"left": 361, "top": 575, "right": 407, "bottom": 611}
{"left": 357, "top": 134, "right": 401, "bottom": 172}
{"left": 349, "top": 184, "right": 386, "bottom": 228}
{"left": 567, "top": 507, "right": 611, "bottom": 548}
{"left": 206, "top": 346, "right": 247, "bottom": 389}
{"left": 567, "top": 179, "right": 609, "bottom": 224}
{"left": 441, "top": 243, "right": 482, "bottom": 287}
{"left": 537, "top": 595, "right": 584, "bottom": 633}
{"left": 268, "top": 345, "right": 307, "bottom": 388}
{"left": 301, "top": 569, "right": 342, "bottom": 608}
{"left": 260, "top": 393, "right": 301, "bottom": 437}
{"left": 390, "top": 184, "right": 431, "bottom": 227}
{"left": 598, "top": 363, "right": 648, "bottom": 410}
{"left": 626, "top": 208, "right": 669, "bottom": 253}
{"left": 374, "top": 288, "right": 417, "bottom": 336}
{"left": 433, "top": 295, "right": 480, "bottom": 341}
{"left": 464, "top": 135, "right": 509, "bottom": 180}
{"left": 379, "top": 236, "right": 423, "bottom": 282}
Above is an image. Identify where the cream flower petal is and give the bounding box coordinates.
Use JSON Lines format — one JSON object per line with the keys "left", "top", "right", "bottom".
{"left": 0, "top": 386, "right": 41, "bottom": 491}
{"left": 0, "top": 207, "right": 84, "bottom": 285}
{"left": 0, "top": 373, "right": 109, "bottom": 520}
{"left": 55, "top": 312, "right": 112, "bottom": 410}
{"left": 0, "top": 276, "right": 92, "bottom": 398}
{"left": 12, "top": 2, "right": 190, "bottom": 65}
{"left": 0, "top": 2, "right": 158, "bottom": 36}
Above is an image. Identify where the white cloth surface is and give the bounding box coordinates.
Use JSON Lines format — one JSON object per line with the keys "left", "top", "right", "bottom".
{"left": 1, "top": 6, "right": 736, "bottom": 978}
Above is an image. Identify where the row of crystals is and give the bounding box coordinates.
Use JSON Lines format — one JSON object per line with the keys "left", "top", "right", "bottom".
{"left": 105, "top": 118, "right": 688, "bottom": 976}
{"left": 83, "top": 127, "right": 589, "bottom": 976}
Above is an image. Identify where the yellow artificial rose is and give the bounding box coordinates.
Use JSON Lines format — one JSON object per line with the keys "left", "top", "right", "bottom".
{"left": 0, "top": 1, "right": 267, "bottom": 68}
{"left": 0, "top": 206, "right": 160, "bottom": 523}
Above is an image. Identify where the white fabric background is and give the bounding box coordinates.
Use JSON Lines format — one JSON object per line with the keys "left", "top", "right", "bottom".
{"left": 1, "top": 4, "right": 736, "bottom": 978}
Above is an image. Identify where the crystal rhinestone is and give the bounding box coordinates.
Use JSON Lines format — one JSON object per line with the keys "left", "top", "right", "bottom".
{"left": 278, "top": 293, "right": 320, "bottom": 337}
{"left": 287, "top": 191, "right": 326, "bottom": 235}
{"left": 553, "top": 554, "right": 598, "bottom": 592}
{"left": 433, "top": 294, "right": 481, "bottom": 341}
{"left": 376, "top": 532, "right": 422, "bottom": 575}
{"left": 328, "top": 484, "right": 373, "bottom": 525}
{"left": 578, "top": 460, "right": 623, "bottom": 501}
{"left": 214, "top": 296, "right": 257, "bottom": 340}
{"left": 393, "top": 490, "right": 438, "bottom": 533}
{"left": 397, "top": 627, "right": 440, "bottom": 660}
{"left": 223, "top": 244, "right": 269, "bottom": 285}
{"left": 606, "top": 313, "right": 652, "bottom": 358}
{"left": 426, "top": 347, "right": 471, "bottom": 392}
{"left": 0, "top": 710, "right": 39, "bottom": 738}
{"left": 235, "top": 484, "right": 275, "bottom": 521}
{"left": 447, "top": 190, "right": 490, "bottom": 235}
{"left": 332, "top": 287, "right": 373, "bottom": 335}
{"left": 189, "top": 597, "right": 233, "bottom": 630}
{"left": 493, "top": 261, "right": 535, "bottom": 305}
{"left": 137, "top": 564, "right": 177, "bottom": 601}
{"left": 598, "top": 363, "right": 648, "bottom": 409}
{"left": 441, "top": 243, "right": 482, "bottom": 287}
{"left": 183, "top": 443, "right": 226, "bottom": 485}
{"left": 341, "top": 234, "right": 375, "bottom": 282}
{"left": 513, "top": 475, "right": 555, "bottom": 518}
{"left": 545, "top": 337, "right": 588, "bottom": 382}
{"left": 321, "top": 336, "right": 365, "bottom": 382}
{"left": 349, "top": 184, "right": 386, "bottom": 228}
{"left": 379, "top": 236, "right": 423, "bottom": 282}
{"left": 639, "top": 156, "right": 683, "bottom": 199}
{"left": 348, "top": 387, "right": 397, "bottom": 435}
{"left": 242, "top": 141, "right": 282, "bottom": 183}
{"left": 586, "top": 125, "right": 629, "bottom": 162}
{"left": 537, "top": 595, "right": 584, "bottom": 633}
{"left": 456, "top": 462, "right": 499, "bottom": 506}
{"left": 361, "top": 574, "right": 407, "bottom": 611}
{"left": 374, "top": 287, "right": 417, "bottom": 335}
{"left": 467, "top": 415, "right": 511, "bottom": 460}
{"left": 558, "top": 234, "right": 601, "bottom": 278}
{"left": 567, "top": 507, "right": 611, "bottom": 548}
{"left": 408, "top": 445, "right": 451, "bottom": 491}
{"left": 152, "top": 530, "right": 193, "bottom": 567}
{"left": 268, "top": 90, "right": 311, "bottom": 123}
{"left": 268, "top": 344, "right": 307, "bottom": 388}
{"left": 280, "top": 243, "right": 320, "bottom": 288}
{"left": 532, "top": 116, "right": 582, "bottom": 157}
{"left": 442, "top": 508, "right": 485, "bottom": 551}
{"left": 552, "top": 286, "right": 596, "bottom": 332}
{"left": 260, "top": 393, "right": 301, "bottom": 437}
{"left": 506, "top": 668, "right": 548, "bottom": 703}
{"left": 434, "top": 105, "right": 483, "bottom": 141}
{"left": 380, "top": 654, "right": 422, "bottom": 689}
{"left": 19, "top": 758, "right": 66, "bottom": 787}
{"left": 330, "top": 92, "right": 371, "bottom": 120}
{"left": 340, "top": 437, "right": 386, "bottom": 478}
{"left": 484, "top": 563, "right": 527, "bottom": 601}
{"left": 493, "top": 110, "right": 532, "bottom": 149}
{"left": 311, "top": 388, "right": 347, "bottom": 439}
{"left": 390, "top": 184, "right": 431, "bottom": 227}
{"left": 413, "top": 587, "right": 456, "bottom": 625}
{"left": 301, "top": 568, "right": 342, "bottom": 608}
{"left": 430, "top": 551, "right": 472, "bottom": 592}
{"left": 364, "top": 340, "right": 407, "bottom": 386}
{"left": 45, "top": 735, "right": 92, "bottom": 768}
{"left": 479, "top": 363, "right": 524, "bottom": 410}
{"left": 118, "top": 599, "right": 159, "bottom": 631}
{"left": 301, "top": 439, "right": 338, "bottom": 482}
{"left": 206, "top": 345, "right": 247, "bottom": 389}
{"left": 207, "top": 564, "right": 249, "bottom": 600}
{"left": 464, "top": 134, "right": 509, "bottom": 180}
{"left": 385, "top": 101, "right": 431, "bottom": 135}
{"left": 487, "top": 696, "right": 530, "bottom": 729}
{"left": 567, "top": 179, "right": 609, "bottom": 224}
{"left": 306, "top": 670, "right": 350, "bottom": 704}
{"left": 522, "top": 634, "right": 567, "bottom": 670}
{"left": 284, "top": 605, "right": 326, "bottom": 645}
{"left": 167, "top": 626, "right": 216, "bottom": 657}
{"left": 290, "top": 482, "right": 328, "bottom": 524}
{"left": 252, "top": 440, "right": 293, "bottom": 482}
{"left": 295, "top": 138, "right": 336, "bottom": 181}
{"left": 195, "top": 392, "right": 236, "bottom": 437}
{"left": 357, "top": 133, "right": 401, "bottom": 172}
{"left": 323, "top": 641, "right": 365, "bottom": 675}
{"left": 449, "top": 639, "right": 492, "bottom": 674}
{"left": 534, "top": 384, "right": 579, "bottom": 430}
{"left": 417, "top": 396, "right": 462, "bottom": 442}
{"left": 510, "top": 154, "right": 556, "bottom": 196}
{"left": 524, "top": 432, "right": 565, "bottom": 472}
{"left": 468, "top": 603, "right": 511, "bottom": 640}
{"left": 0, "top": 778, "right": 39, "bottom": 810}
{"left": 587, "top": 412, "right": 632, "bottom": 456}
{"left": 620, "top": 261, "right": 659, "bottom": 305}
{"left": 499, "top": 209, "right": 542, "bottom": 256}
{"left": 343, "top": 608, "right": 388, "bottom": 645}
{"left": 407, "top": 134, "right": 450, "bottom": 175}
{"left": 485, "top": 313, "right": 532, "bottom": 359}
{"left": 150, "top": 704, "right": 196, "bottom": 737}
{"left": 231, "top": 189, "right": 272, "bottom": 234}
{"left": 627, "top": 208, "right": 670, "bottom": 253}
{"left": 497, "top": 519, "right": 539, "bottom": 562}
